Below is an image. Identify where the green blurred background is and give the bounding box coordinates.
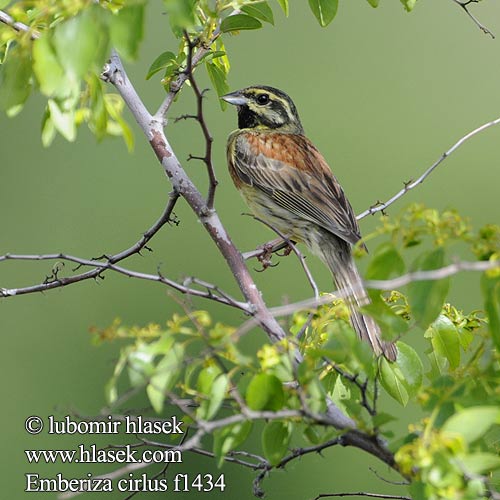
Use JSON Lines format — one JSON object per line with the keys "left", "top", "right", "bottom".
{"left": 2, "top": 1, "right": 500, "bottom": 498}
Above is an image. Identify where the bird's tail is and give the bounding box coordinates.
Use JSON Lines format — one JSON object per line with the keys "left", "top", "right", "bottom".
{"left": 320, "top": 234, "right": 398, "bottom": 362}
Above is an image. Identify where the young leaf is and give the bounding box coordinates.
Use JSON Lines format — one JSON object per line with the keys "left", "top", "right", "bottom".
{"left": 206, "top": 61, "right": 229, "bottom": 109}
{"left": 459, "top": 453, "right": 500, "bottom": 475}
{"left": 427, "top": 315, "right": 460, "bottom": 369}
{"left": 147, "top": 343, "right": 185, "bottom": 413}
{"left": 379, "top": 356, "right": 409, "bottom": 406}
{"left": 146, "top": 51, "right": 176, "bottom": 80}
{"left": 32, "top": 36, "right": 66, "bottom": 97}
{"left": 220, "top": 14, "right": 263, "bottom": 33}
{"left": 198, "top": 374, "right": 229, "bottom": 420}
{"left": 262, "top": 421, "right": 291, "bottom": 465}
{"left": 407, "top": 247, "right": 449, "bottom": 328}
{"left": 481, "top": 274, "right": 500, "bottom": 351}
{"left": 241, "top": 2, "right": 275, "bottom": 25}
{"left": 395, "top": 342, "right": 423, "bottom": 396}
{"left": 442, "top": 406, "right": 500, "bottom": 445}
{"left": 308, "top": 0, "right": 338, "bottom": 27}
{"left": 366, "top": 242, "right": 405, "bottom": 280}
{"left": 109, "top": 4, "right": 145, "bottom": 61}
{"left": 0, "top": 45, "right": 32, "bottom": 113}
{"left": 246, "top": 373, "right": 285, "bottom": 411}
{"left": 47, "top": 99, "right": 76, "bottom": 142}
{"left": 366, "top": 0, "right": 379, "bottom": 6}
{"left": 213, "top": 421, "right": 252, "bottom": 467}
{"left": 400, "top": 0, "right": 417, "bottom": 12}
{"left": 276, "top": 0, "right": 289, "bottom": 16}
{"left": 53, "top": 8, "right": 109, "bottom": 79}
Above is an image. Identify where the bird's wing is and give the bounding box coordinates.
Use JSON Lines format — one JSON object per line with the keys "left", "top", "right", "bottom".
{"left": 231, "top": 132, "right": 362, "bottom": 246}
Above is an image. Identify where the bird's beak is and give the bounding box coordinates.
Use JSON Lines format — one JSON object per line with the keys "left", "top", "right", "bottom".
{"left": 221, "top": 90, "right": 247, "bottom": 106}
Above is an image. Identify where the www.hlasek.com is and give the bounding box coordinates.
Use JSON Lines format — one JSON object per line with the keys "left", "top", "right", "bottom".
{"left": 24, "top": 415, "right": 226, "bottom": 494}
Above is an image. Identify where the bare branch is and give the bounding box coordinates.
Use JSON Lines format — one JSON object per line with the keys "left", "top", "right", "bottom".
{"left": 184, "top": 32, "right": 218, "bottom": 209}
{"left": 313, "top": 493, "right": 411, "bottom": 500}
{"left": 253, "top": 438, "right": 341, "bottom": 497}
{"left": 451, "top": 0, "right": 495, "bottom": 38}
{"left": 0, "top": 9, "right": 39, "bottom": 39}
{"left": 102, "top": 50, "right": 292, "bottom": 349}
{"left": 0, "top": 252, "right": 249, "bottom": 310}
{"left": 236, "top": 259, "right": 500, "bottom": 334}
{"left": 358, "top": 115, "right": 500, "bottom": 219}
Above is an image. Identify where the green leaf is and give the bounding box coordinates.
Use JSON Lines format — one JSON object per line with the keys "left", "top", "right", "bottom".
{"left": 366, "top": 0, "right": 379, "bottom": 6}
{"left": 220, "top": 14, "right": 263, "bottom": 33}
{"left": 87, "top": 74, "right": 107, "bottom": 140}
{"left": 362, "top": 298, "right": 408, "bottom": 342}
{"left": 276, "top": 0, "right": 289, "bottom": 16}
{"left": 379, "top": 356, "right": 409, "bottom": 406}
{"left": 407, "top": 247, "right": 449, "bottom": 328}
{"left": 206, "top": 61, "right": 229, "bottom": 109}
{"left": 47, "top": 99, "right": 76, "bottom": 142}
{"left": 32, "top": 35, "right": 67, "bottom": 97}
{"left": 0, "top": 45, "right": 32, "bottom": 113}
{"left": 427, "top": 315, "right": 460, "bottom": 369}
{"left": 109, "top": 4, "right": 144, "bottom": 61}
{"left": 104, "top": 348, "right": 129, "bottom": 405}
{"left": 400, "top": 0, "right": 417, "bottom": 12}
{"left": 53, "top": 8, "right": 108, "bottom": 79}
{"left": 262, "top": 421, "right": 291, "bottom": 465}
{"left": 241, "top": 2, "right": 274, "bottom": 25}
{"left": 395, "top": 342, "right": 423, "bottom": 397}
{"left": 442, "top": 406, "right": 500, "bottom": 445}
{"left": 213, "top": 421, "right": 252, "bottom": 467}
{"left": 146, "top": 51, "right": 176, "bottom": 80}
{"left": 481, "top": 274, "right": 500, "bottom": 350}
{"left": 308, "top": 0, "right": 338, "bottom": 27}
{"left": 459, "top": 453, "right": 500, "bottom": 475}
{"left": 197, "top": 365, "right": 222, "bottom": 395}
{"left": 147, "top": 343, "right": 185, "bottom": 413}
{"left": 197, "top": 374, "right": 229, "bottom": 420}
{"left": 163, "top": 0, "right": 197, "bottom": 35}
{"left": 246, "top": 373, "right": 284, "bottom": 411}
{"left": 41, "top": 108, "right": 56, "bottom": 147}
{"left": 366, "top": 242, "right": 405, "bottom": 280}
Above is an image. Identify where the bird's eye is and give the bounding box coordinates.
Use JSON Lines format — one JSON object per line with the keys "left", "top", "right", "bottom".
{"left": 256, "top": 94, "right": 270, "bottom": 105}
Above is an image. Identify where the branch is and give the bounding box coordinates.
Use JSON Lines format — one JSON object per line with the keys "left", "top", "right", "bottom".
{"left": 253, "top": 438, "right": 340, "bottom": 497}
{"left": 101, "top": 51, "right": 291, "bottom": 348}
{"left": 358, "top": 114, "right": 500, "bottom": 219}
{"left": 236, "top": 259, "right": 500, "bottom": 334}
{"left": 451, "top": 0, "right": 495, "bottom": 38}
{"left": 183, "top": 32, "right": 218, "bottom": 209}
{"left": 0, "top": 252, "right": 249, "bottom": 310}
{"left": 0, "top": 9, "right": 39, "bottom": 39}
{"left": 313, "top": 494, "right": 411, "bottom": 500}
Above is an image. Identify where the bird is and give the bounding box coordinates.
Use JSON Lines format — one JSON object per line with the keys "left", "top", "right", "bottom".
{"left": 222, "top": 85, "right": 397, "bottom": 362}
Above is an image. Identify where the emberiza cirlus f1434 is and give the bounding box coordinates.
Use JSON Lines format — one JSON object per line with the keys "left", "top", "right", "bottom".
{"left": 223, "top": 85, "right": 397, "bottom": 362}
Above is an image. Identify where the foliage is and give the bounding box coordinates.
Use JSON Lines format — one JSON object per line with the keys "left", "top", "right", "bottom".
{"left": 93, "top": 205, "right": 500, "bottom": 499}
{"left": 0, "top": 0, "right": 419, "bottom": 145}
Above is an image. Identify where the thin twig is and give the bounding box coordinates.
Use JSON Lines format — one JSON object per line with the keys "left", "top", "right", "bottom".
{"left": 358, "top": 115, "right": 500, "bottom": 219}
{"left": 253, "top": 438, "right": 341, "bottom": 497}
{"left": 451, "top": 0, "right": 495, "bottom": 38}
{"left": 0, "top": 9, "right": 39, "bottom": 39}
{"left": 235, "top": 259, "right": 500, "bottom": 337}
{"left": 312, "top": 493, "right": 411, "bottom": 500}
{"left": 0, "top": 192, "right": 180, "bottom": 296}
{"left": 184, "top": 32, "right": 218, "bottom": 209}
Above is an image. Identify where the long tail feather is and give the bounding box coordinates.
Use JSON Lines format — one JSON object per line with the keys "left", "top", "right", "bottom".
{"left": 319, "top": 234, "right": 397, "bottom": 362}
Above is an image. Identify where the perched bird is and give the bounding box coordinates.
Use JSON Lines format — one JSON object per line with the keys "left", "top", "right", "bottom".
{"left": 222, "top": 85, "right": 397, "bottom": 361}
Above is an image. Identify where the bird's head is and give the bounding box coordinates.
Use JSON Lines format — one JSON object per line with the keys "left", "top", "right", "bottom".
{"left": 222, "top": 85, "right": 304, "bottom": 134}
